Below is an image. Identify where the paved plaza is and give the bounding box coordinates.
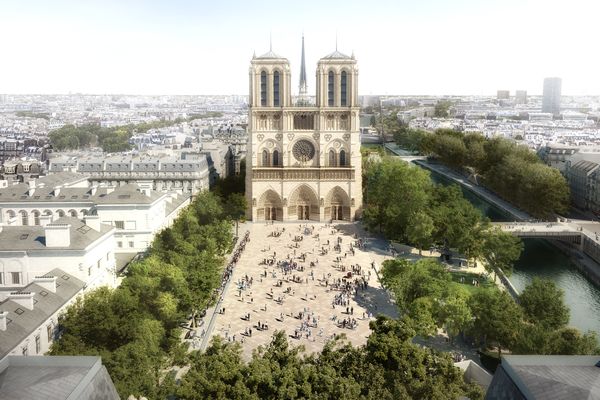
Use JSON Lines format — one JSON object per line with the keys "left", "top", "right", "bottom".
{"left": 207, "top": 221, "right": 398, "bottom": 359}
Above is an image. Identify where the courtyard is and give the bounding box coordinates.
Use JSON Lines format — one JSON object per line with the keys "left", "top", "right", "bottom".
{"left": 204, "top": 221, "right": 398, "bottom": 359}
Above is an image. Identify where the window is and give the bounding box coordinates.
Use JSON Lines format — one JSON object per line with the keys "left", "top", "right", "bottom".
{"left": 47, "top": 324, "right": 53, "bottom": 342}
{"left": 97, "top": 259, "right": 101, "bottom": 269}
{"left": 0, "top": 272, "right": 3, "bottom": 284}
{"left": 32, "top": 211, "right": 40, "bottom": 226}
{"left": 262, "top": 150, "right": 270, "bottom": 167}
{"left": 272, "top": 150, "right": 279, "bottom": 167}
{"left": 114, "top": 221, "right": 124, "bottom": 229}
{"left": 22, "top": 346, "right": 28, "bottom": 356}
{"left": 260, "top": 71, "right": 267, "bottom": 106}
{"left": 328, "top": 71, "right": 334, "bottom": 106}
{"left": 11, "top": 272, "right": 20, "bottom": 285}
{"left": 129, "top": 241, "right": 134, "bottom": 248}
{"left": 57, "top": 210, "right": 65, "bottom": 218}
{"left": 341, "top": 71, "right": 347, "bottom": 106}
{"left": 69, "top": 210, "right": 77, "bottom": 217}
{"left": 329, "top": 149, "right": 336, "bottom": 167}
{"left": 340, "top": 150, "right": 346, "bottom": 166}
{"left": 117, "top": 241, "right": 123, "bottom": 248}
{"left": 20, "top": 211, "right": 28, "bottom": 226}
{"left": 35, "top": 335, "right": 40, "bottom": 354}
{"left": 273, "top": 71, "right": 280, "bottom": 107}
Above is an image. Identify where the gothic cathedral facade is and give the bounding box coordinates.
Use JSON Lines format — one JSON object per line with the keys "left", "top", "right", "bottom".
{"left": 245, "top": 44, "right": 362, "bottom": 222}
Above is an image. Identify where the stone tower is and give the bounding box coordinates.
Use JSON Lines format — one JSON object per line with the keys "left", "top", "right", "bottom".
{"left": 245, "top": 41, "right": 362, "bottom": 222}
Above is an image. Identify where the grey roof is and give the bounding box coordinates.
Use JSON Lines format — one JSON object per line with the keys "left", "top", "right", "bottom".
{"left": 33, "top": 172, "right": 89, "bottom": 188}
{"left": 0, "top": 269, "right": 86, "bottom": 360}
{"left": 0, "top": 182, "right": 162, "bottom": 205}
{"left": 165, "top": 193, "right": 191, "bottom": 217}
{"left": 0, "top": 356, "right": 119, "bottom": 400}
{"left": 321, "top": 50, "right": 352, "bottom": 60}
{"left": 571, "top": 160, "right": 600, "bottom": 174}
{"left": 0, "top": 217, "right": 113, "bottom": 251}
{"left": 94, "top": 183, "right": 164, "bottom": 205}
{"left": 256, "top": 50, "right": 286, "bottom": 60}
{"left": 486, "top": 355, "right": 600, "bottom": 400}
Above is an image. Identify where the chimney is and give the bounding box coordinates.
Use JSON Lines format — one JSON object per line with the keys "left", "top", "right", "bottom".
{"left": 39, "top": 215, "right": 52, "bottom": 227}
{"left": 84, "top": 215, "right": 102, "bottom": 232}
{"left": 9, "top": 292, "right": 35, "bottom": 310}
{"left": 33, "top": 275, "right": 57, "bottom": 293}
{"left": 45, "top": 223, "right": 71, "bottom": 247}
{"left": 0, "top": 311, "right": 8, "bottom": 331}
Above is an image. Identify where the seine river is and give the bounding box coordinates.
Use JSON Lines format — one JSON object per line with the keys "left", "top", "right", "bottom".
{"left": 428, "top": 169, "right": 600, "bottom": 334}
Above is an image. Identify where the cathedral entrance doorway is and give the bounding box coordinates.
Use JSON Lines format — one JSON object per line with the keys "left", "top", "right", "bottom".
{"left": 324, "top": 186, "right": 351, "bottom": 221}
{"left": 288, "top": 185, "right": 319, "bottom": 221}
{"left": 257, "top": 190, "right": 283, "bottom": 221}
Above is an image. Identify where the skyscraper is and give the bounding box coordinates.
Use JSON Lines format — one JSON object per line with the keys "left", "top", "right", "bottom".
{"left": 542, "top": 77, "right": 562, "bottom": 115}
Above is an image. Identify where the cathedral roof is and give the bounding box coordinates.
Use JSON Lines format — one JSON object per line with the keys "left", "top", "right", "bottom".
{"left": 256, "top": 50, "right": 286, "bottom": 60}
{"left": 321, "top": 50, "right": 352, "bottom": 60}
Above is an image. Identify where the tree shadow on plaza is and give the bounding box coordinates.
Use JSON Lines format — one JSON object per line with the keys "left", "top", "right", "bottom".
{"left": 351, "top": 286, "right": 399, "bottom": 320}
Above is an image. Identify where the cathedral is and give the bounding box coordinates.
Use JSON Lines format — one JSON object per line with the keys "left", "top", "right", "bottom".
{"left": 245, "top": 37, "right": 362, "bottom": 222}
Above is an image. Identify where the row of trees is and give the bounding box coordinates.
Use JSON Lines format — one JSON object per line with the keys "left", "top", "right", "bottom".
{"left": 363, "top": 158, "right": 523, "bottom": 276}
{"left": 381, "top": 258, "right": 600, "bottom": 357}
{"left": 178, "top": 316, "right": 484, "bottom": 400}
{"left": 48, "top": 117, "right": 192, "bottom": 152}
{"left": 394, "top": 128, "right": 570, "bottom": 218}
{"left": 50, "top": 191, "right": 240, "bottom": 398}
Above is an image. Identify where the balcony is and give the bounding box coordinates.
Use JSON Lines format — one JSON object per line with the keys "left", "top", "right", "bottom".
{"left": 252, "top": 167, "right": 355, "bottom": 181}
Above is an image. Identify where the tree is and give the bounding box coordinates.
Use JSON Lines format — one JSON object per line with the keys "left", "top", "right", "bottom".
{"left": 434, "top": 100, "right": 452, "bottom": 118}
{"left": 406, "top": 211, "right": 434, "bottom": 255}
{"left": 481, "top": 227, "right": 523, "bottom": 278}
{"left": 519, "top": 278, "right": 569, "bottom": 330}
{"left": 363, "top": 158, "right": 432, "bottom": 239}
{"left": 469, "top": 289, "right": 523, "bottom": 356}
{"left": 437, "top": 288, "right": 472, "bottom": 343}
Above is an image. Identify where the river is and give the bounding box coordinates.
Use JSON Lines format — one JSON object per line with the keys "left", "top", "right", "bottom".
{"left": 428, "top": 168, "right": 600, "bottom": 334}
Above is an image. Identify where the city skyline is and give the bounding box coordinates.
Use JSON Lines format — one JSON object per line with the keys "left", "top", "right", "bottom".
{"left": 1, "top": 0, "right": 599, "bottom": 96}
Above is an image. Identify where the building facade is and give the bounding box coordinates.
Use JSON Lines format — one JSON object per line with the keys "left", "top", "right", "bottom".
{"left": 245, "top": 45, "right": 362, "bottom": 221}
{"left": 542, "top": 77, "right": 562, "bottom": 115}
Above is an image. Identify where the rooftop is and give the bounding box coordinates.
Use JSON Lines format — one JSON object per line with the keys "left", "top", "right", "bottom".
{"left": 0, "top": 217, "right": 113, "bottom": 251}
{"left": 0, "top": 269, "right": 85, "bottom": 360}
{"left": 0, "top": 355, "right": 119, "bottom": 399}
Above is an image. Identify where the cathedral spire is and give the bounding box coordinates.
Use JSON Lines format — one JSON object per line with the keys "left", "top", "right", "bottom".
{"left": 299, "top": 34, "right": 307, "bottom": 97}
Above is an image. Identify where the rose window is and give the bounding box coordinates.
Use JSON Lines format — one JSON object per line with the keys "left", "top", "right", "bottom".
{"left": 292, "top": 140, "right": 316, "bottom": 162}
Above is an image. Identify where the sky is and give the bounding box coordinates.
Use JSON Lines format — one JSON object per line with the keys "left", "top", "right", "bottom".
{"left": 1, "top": 0, "right": 599, "bottom": 96}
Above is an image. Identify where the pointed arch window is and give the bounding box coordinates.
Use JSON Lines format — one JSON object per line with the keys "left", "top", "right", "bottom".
{"left": 328, "top": 71, "right": 334, "bottom": 107}
{"left": 260, "top": 71, "right": 267, "bottom": 106}
{"left": 273, "top": 71, "right": 280, "bottom": 107}
{"left": 329, "top": 149, "right": 336, "bottom": 167}
{"left": 339, "top": 149, "right": 346, "bottom": 166}
{"left": 272, "top": 150, "right": 279, "bottom": 166}
{"left": 262, "top": 149, "right": 270, "bottom": 167}
{"left": 341, "top": 71, "right": 347, "bottom": 106}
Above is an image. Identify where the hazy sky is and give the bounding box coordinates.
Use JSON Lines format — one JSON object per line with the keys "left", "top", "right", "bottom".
{"left": 1, "top": 0, "right": 598, "bottom": 96}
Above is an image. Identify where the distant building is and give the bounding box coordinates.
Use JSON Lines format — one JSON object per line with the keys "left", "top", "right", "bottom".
{"left": 485, "top": 355, "right": 600, "bottom": 399}
{"left": 0, "top": 159, "right": 43, "bottom": 185}
{"left": 48, "top": 152, "right": 213, "bottom": 194}
{"left": 515, "top": 90, "right": 527, "bottom": 104}
{"left": 565, "top": 152, "right": 600, "bottom": 213}
{"left": 0, "top": 355, "right": 119, "bottom": 399}
{"left": 542, "top": 77, "right": 562, "bottom": 115}
{"left": 537, "top": 144, "right": 579, "bottom": 173}
{"left": 497, "top": 90, "right": 510, "bottom": 100}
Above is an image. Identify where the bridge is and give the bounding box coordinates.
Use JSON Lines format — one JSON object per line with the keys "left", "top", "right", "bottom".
{"left": 493, "top": 221, "right": 600, "bottom": 250}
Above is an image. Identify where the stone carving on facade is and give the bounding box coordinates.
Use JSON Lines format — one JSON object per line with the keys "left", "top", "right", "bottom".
{"left": 312, "top": 133, "right": 320, "bottom": 141}
{"left": 257, "top": 134, "right": 264, "bottom": 141}
{"left": 324, "top": 134, "right": 332, "bottom": 142}
{"left": 343, "top": 133, "right": 351, "bottom": 140}
{"left": 275, "top": 133, "right": 283, "bottom": 141}
{"left": 287, "top": 133, "right": 295, "bottom": 141}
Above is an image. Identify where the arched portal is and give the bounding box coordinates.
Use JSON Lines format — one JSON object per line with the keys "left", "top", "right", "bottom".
{"left": 257, "top": 189, "right": 283, "bottom": 221}
{"left": 324, "top": 186, "right": 351, "bottom": 221}
{"left": 288, "top": 185, "right": 319, "bottom": 221}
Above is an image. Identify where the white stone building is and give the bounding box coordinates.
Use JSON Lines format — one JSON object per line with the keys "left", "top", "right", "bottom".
{"left": 0, "top": 172, "right": 191, "bottom": 258}
{"left": 245, "top": 43, "right": 362, "bottom": 221}
{"left": 0, "top": 217, "right": 116, "bottom": 298}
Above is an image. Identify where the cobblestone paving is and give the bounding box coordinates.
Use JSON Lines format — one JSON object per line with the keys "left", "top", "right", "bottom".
{"left": 208, "top": 221, "right": 398, "bottom": 359}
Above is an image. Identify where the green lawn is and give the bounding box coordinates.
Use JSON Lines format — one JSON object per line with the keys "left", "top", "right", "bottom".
{"left": 449, "top": 271, "right": 494, "bottom": 295}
